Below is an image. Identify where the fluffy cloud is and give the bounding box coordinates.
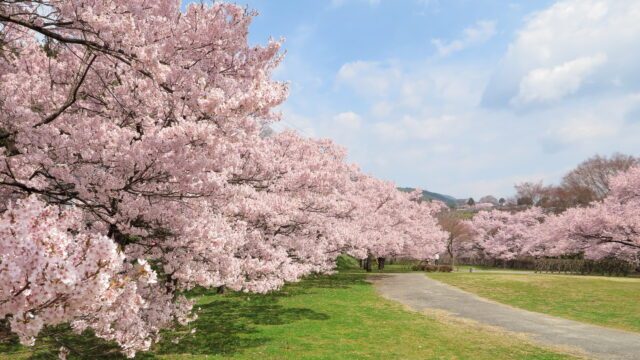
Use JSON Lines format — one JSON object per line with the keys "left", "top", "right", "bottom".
{"left": 512, "top": 54, "right": 607, "bottom": 105}
{"left": 538, "top": 93, "right": 640, "bottom": 150}
{"left": 373, "top": 122, "right": 407, "bottom": 142}
{"left": 337, "top": 60, "right": 488, "bottom": 107}
{"left": 371, "top": 102, "right": 394, "bottom": 118}
{"left": 373, "top": 115, "right": 458, "bottom": 142}
{"left": 546, "top": 114, "right": 618, "bottom": 143}
{"left": 333, "top": 112, "right": 362, "bottom": 129}
{"left": 483, "top": 0, "right": 640, "bottom": 108}
{"left": 336, "top": 61, "right": 401, "bottom": 97}
{"left": 432, "top": 21, "right": 496, "bottom": 57}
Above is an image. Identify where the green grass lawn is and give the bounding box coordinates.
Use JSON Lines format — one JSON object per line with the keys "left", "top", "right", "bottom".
{"left": 361, "top": 263, "right": 417, "bottom": 272}
{"left": 1, "top": 272, "right": 581, "bottom": 360}
{"left": 427, "top": 272, "right": 640, "bottom": 333}
{"left": 453, "top": 265, "right": 531, "bottom": 272}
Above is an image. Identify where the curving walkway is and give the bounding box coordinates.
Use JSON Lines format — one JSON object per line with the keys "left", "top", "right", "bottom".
{"left": 372, "top": 273, "right": 640, "bottom": 360}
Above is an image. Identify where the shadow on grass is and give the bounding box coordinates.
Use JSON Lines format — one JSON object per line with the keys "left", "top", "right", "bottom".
{"left": 0, "top": 336, "right": 28, "bottom": 357}
{"left": 291, "top": 272, "right": 368, "bottom": 290}
{"left": 1, "top": 325, "right": 129, "bottom": 360}
{"left": 1, "top": 273, "right": 367, "bottom": 359}
{"left": 149, "top": 273, "right": 367, "bottom": 357}
{"left": 147, "top": 297, "right": 329, "bottom": 358}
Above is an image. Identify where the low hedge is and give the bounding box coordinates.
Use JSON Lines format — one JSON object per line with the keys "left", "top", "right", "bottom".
{"left": 411, "top": 264, "right": 453, "bottom": 272}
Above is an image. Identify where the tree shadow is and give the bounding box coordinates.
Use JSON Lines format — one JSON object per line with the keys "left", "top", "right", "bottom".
{"left": 0, "top": 335, "right": 29, "bottom": 357}
{"left": 1, "top": 325, "right": 129, "bottom": 360}
{"left": 144, "top": 295, "right": 329, "bottom": 358}
{"left": 285, "top": 272, "right": 368, "bottom": 291}
{"left": 145, "top": 273, "right": 368, "bottom": 357}
{"left": 1, "top": 273, "right": 366, "bottom": 359}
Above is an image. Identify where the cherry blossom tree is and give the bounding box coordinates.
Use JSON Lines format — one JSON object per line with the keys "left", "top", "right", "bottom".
{"left": 437, "top": 212, "right": 474, "bottom": 268}
{"left": 346, "top": 180, "right": 448, "bottom": 271}
{"left": 0, "top": 1, "right": 448, "bottom": 356}
{"left": 0, "top": 1, "right": 290, "bottom": 354}
{"left": 211, "top": 131, "right": 363, "bottom": 291}
{"left": 510, "top": 153, "right": 638, "bottom": 211}
{"left": 469, "top": 207, "right": 545, "bottom": 260}
{"left": 531, "top": 167, "right": 640, "bottom": 261}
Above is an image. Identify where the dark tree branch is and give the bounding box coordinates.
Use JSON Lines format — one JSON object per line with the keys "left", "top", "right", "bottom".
{"left": 35, "top": 52, "right": 97, "bottom": 127}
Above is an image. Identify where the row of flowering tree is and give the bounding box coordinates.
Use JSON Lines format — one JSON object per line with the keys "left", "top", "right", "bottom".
{"left": 465, "top": 167, "right": 640, "bottom": 265}
{"left": 0, "top": 1, "right": 447, "bottom": 357}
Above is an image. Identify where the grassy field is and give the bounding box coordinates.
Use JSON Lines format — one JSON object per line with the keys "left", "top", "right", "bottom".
{"left": 453, "top": 265, "right": 531, "bottom": 272}
{"left": 428, "top": 272, "right": 640, "bottom": 333}
{"left": 1, "top": 271, "right": 581, "bottom": 360}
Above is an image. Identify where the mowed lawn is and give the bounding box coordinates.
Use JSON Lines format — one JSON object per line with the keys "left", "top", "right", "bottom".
{"left": 428, "top": 272, "right": 640, "bottom": 333}
{"left": 1, "top": 272, "right": 580, "bottom": 360}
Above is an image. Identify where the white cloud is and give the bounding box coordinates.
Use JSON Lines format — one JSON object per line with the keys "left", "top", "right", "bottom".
{"left": 539, "top": 94, "right": 639, "bottom": 147}
{"left": 373, "top": 114, "right": 458, "bottom": 142}
{"left": 402, "top": 114, "right": 458, "bottom": 140}
{"left": 371, "top": 102, "right": 394, "bottom": 118}
{"left": 431, "top": 143, "right": 453, "bottom": 154}
{"left": 337, "top": 60, "right": 488, "bottom": 109}
{"left": 431, "top": 21, "right": 496, "bottom": 57}
{"left": 335, "top": 60, "right": 485, "bottom": 162}
{"left": 332, "top": 112, "right": 362, "bottom": 129}
{"left": 512, "top": 54, "right": 607, "bottom": 105}
{"left": 331, "top": 0, "right": 380, "bottom": 8}
{"left": 483, "top": 0, "right": 640, "bottom": 107}
{"left": 547, "top": 115, "right": 617, "bottom": 143}
{"left": 373, "top": 122, "right": 407, "bottom": 142}
{"left": 336, "top": 61, "right": 401, "bottom": 97}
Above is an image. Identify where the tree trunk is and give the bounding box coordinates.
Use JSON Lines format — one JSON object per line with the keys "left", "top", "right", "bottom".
{"left": 216, "top": 285, "right": 226, "bottom": 294}
{"left": 447, "top": 239, "right": 455, "bottom": 270}
{"left": 359, "top": 258, "right": 364, "bottom": 268}
{"left": 365, "top": 254, "right": 373, "bottom": 272}
{"left": 377, "top": 257, "right": 386, "bottom": 270}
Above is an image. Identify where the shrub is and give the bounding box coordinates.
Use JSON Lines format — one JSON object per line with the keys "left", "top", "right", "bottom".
{"left": 533, "top": 257, "right": 633, "bottom": 276}
{"left": 336, "top": 254, "right": 360, "bottom": 270}
{"left": 411, "top": 264, "right": 452, "bottom": 272}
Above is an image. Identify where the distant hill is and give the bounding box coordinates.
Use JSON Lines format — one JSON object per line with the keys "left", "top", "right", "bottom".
{"left": 397, "top": 187, "right": 458, "bottom": 207}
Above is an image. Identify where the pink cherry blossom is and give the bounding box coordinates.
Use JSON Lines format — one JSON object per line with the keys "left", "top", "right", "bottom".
{"left": 532, "top": 167, "right": 640, "bottom": 261}
{"left": 0, "top": 1, "right": 448, "bottom": 356}
{"left": 469, "top": 207, "right": 545, "bottom": 260}
{"left": 0, "top": 196, "right": 124, "bottom": 346}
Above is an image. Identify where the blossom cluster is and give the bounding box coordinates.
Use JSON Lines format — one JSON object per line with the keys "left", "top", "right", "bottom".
{"left": 468, "top": 207, "right": 544, "bottom": 260}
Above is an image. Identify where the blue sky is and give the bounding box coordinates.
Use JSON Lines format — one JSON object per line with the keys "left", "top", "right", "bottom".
{"left": 188, "top": 0, "right": 640, "bottom": 199}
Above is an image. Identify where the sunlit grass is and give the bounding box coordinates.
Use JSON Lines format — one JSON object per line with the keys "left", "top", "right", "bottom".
{"left": 454, "top": 265, "right": 531, "bottom": 272}
{"left": 428, "top": 272, "right": 640, "bottom": 333}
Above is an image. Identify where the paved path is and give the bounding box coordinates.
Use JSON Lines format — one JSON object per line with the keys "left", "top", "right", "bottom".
{"left": 372, "top": 273, "right": 640, "bottom": 360}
